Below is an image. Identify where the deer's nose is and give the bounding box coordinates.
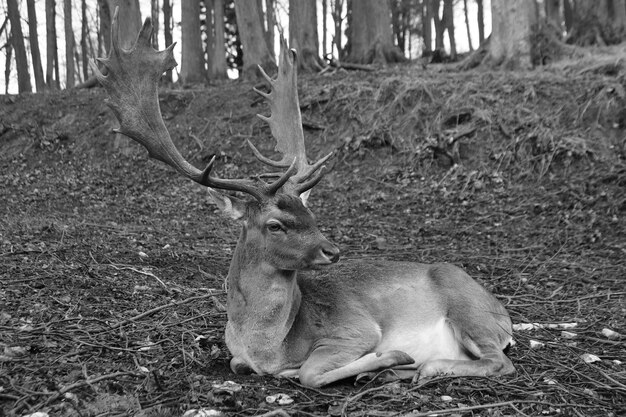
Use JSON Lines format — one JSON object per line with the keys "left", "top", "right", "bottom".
{"left": 320, "top": 241, "right": 341, "bottom": 264}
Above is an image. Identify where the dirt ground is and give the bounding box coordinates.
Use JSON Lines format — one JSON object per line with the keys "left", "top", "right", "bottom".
{"left": 0, "top": 62, "right": 625, "bottom": 416}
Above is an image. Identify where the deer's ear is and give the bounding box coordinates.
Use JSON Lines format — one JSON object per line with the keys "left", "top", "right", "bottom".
{"left": 207, "top": 189, "right": 246, "bottom": 220}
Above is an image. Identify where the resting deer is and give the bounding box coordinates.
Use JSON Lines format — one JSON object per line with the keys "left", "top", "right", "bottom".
{"left": 95, "top": 10, "right": 515, "bottom": 388}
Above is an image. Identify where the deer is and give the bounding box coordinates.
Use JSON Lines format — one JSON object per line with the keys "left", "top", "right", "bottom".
{"left": 94, "top": 10, "right": 515, "bottom": 388}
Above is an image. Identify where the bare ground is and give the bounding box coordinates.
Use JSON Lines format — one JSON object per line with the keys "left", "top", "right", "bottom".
{"left": 0, "top": 64, "right": 625, "bottom": 416}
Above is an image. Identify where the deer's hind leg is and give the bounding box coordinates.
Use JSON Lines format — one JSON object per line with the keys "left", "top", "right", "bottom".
{"left": 416, "top": 264, "right": 516, "bottom": 381}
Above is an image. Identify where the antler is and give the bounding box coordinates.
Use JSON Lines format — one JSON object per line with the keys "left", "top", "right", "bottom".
{"left": 93, "top": 8, "right": 269, "bottom": 201}
{"left": 251, "top": 35, "right": 332, "bottom": 196}
{"left": 95, "top": 9, "right": 329, "bottom": 202}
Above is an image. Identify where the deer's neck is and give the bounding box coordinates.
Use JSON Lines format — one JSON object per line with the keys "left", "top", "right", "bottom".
{"left": 226, "top": 226, "right": 301, "bottom": 337}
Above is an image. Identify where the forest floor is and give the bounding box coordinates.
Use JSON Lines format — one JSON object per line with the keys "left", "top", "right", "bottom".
{"left": 0, "top": 60, "right": 625, "bottom": 417}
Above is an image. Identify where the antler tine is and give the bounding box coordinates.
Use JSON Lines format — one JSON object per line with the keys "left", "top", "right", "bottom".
{"left": 94, "top": 7, "right": 266, "bottom": 201}
{"left": 253, "top": 34, "right": 332, "bottom": 196}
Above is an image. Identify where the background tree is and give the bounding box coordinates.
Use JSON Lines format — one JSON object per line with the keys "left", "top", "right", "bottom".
{"left": 46, "top": 0, "right": 60, "bottom": 89}
{"left": 209, "top": 0, "right": 228, "bottom": 79}
{"left": 567, "top": 0, "right": 626, "bottom": 45}
{"left": 107, "top": 0, "right": 141, "bottom": 48}
{"left": 180, "top": 0, "right": 205, "bottom": 83}
{"left": 26, "top": 0, "right": 45, "bottom": 91}
{"left": 346, "top": 0, "right": 405, "bottom": 64}
{"left": 233, "top": 0, "right": 275, "bottom": 78}
{"left": 81, "top": 0, "right": 89, "bottom": 81}
{"left": 442, "top": 0, "right": 456, "bottom": 60}
{"left": 487, "top": 0, "right": 537, "bottom": 69}
{"left": 422, "top": 0, "right": 432, "bottom": 56}
{"left": 151, "top": 0, "right": 159, "bottom": 49}
{"left": 163, "top": 0, "right": 173, "bottom": 82}
{"left": 64, "top": 0, "right": 75, "bottom": 88}
{"left": 289, "top": 0, "right": 324, "bottom": 71}
{"left": 7, "top": 0, "right": 31, "bottom": 92}
{"left": 463, "top": 0, "right": 473, "bottom": 52}
{"left": 476, "top": 0, "right": 485, "bottom": 45}
{"left": 331, "top": 0, "right": 345, "bottom": 59}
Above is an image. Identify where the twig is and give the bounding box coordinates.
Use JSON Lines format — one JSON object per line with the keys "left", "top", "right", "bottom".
{"left": 399, "top": 400, "right": 599, "bottom": 416}
{"left": 24, "top": 371, "right": 140, "bottom": 414}
{"left": 97, "top": 292, "right": 223, "bottom": 333}
{"left": 108, "top": 263, "right": 171, "bottom": 293}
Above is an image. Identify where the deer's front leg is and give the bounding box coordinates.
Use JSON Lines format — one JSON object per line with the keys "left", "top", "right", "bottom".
{"left": 298, "top": 346, "right": 415, "bottom": 388}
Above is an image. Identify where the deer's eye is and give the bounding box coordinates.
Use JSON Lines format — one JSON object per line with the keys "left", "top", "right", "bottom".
{"left": 267, "top": 222, "right": 284, "bottom": 233}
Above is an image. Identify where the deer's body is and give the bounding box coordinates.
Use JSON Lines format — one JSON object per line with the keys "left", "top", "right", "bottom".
{"left": 97, "top": 15, "right": 515, "bottom": 388}
{"left": 222, "top": 195, "right": 513, "bottom": 387}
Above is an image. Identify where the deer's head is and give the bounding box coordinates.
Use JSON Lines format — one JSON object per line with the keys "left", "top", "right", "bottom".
{"left": 94, "top": 11, "right": 339, "bottom": 272}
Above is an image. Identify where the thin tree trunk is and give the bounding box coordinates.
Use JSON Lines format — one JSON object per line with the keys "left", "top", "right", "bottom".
{"left": 181, "top": 0, "right": 205, "bottom": 84}
{"left": 7, "top": 0, "right": 32, "bottom": 93}
{"left": 432, "top": 0, "right": 444, "bottom": 50}
{"left": 332, "top": 0, "right": 343, "bottom": 58}
{"left": 265, "top": 0, "right": 276, "bottom": 57}
{"left": 46, "top": 0, "right": 57, "bottom": 88}
{"left": 64, "top": 0, "right": 75, "bottom": 88}
{"left": 422, "top": 0, "right": 432, "bottom": 55}
{"left": 463, "top": 0, "right": 473, "bottom": 51}
{"left": 98, "top": 0, "right": 111, "bottom": 56}
{"left": 81, "top": 0, "right": 89, "bottom": 81}
{"left": 151, "top": 0, "right": 159, "bottom": 49}
{"left": 5, "top": 35, "right": 13, "bottom": 93}
{"left": 163, "top": 0, "right": 173, "bottom": 82}
{"left": 210, "top": 0, "right": 228, "bottom": 79}
{"left": 322, "top": 0, "right": 328, "bottom": 57}
{"left": 443, "top": 0, "right": 456, "bottom": 59}
{"left": 476, "top": 0, "right": 485, "bottom": 45}
{"left": 563, "top": 0, "right": 573, "bottom": 32}
{"left": 26, "top": 0, "right": 45, "bottom": 91}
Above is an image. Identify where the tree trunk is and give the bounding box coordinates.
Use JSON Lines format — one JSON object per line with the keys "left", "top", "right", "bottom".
{"left": 463, "top": 0, "right": 473, "bottom": 51}
{"left": 106, "top": 0, "right": 142, "bottom": 49}
{"left": 5, "top": 37, "right": 12, "bottom": 94}
{"left": 545, "top": 0, "right": 560, "bottom": 27}
{"left": 432, "top": 0, "right": 444, "bottom": 50}
{"left": 322, "top": 0, "right": 328, "bottom": 57}
{"left": 346, "top": 0, "right": 406, "bottom": 64}
{"left": 81, "top": 0, "right": 89, "bottom": 81}
{"left": 234, "top": 0, "right": 276, "bottom": 78}
{"left": 26, "top": 0, "right": 45, "bottom": 92}
{"left": 476, "top": 0, "right": 485, "bottom": 45}
{"left": 151, "top": 0, "right": 159, "bottom": 49}
{"left": 64, "top": 0, "right": 75, "bottom": 88}
{"left": 163, "top": 0, "right": 173, "bottom": 82}
{"left": 7, "top": 0, "right": 32, "bottom": 93}
{"left": 266, "top": 0, "right": 276, "bottom": 57}
{"left": 442, "top": 0, "right": 456, "bottom": 59}
{"left": 98, "top": 0, "right": 111, "bottom": 56}
{"left": 181, "top": 0, "right": 205, "bottom": 84}
{"left": 422, "top": 0, "right": 432, "bottom": 55}
{"left": 210, "top": 0, "right": 228, "bottom": 79}
{"left": 487, "top": 0, "right": 537, "bottom": 69}
{"left": 331, "top": 0, "right": 344, "bottom": 58}
{"left": 289, "top": 0, "right": 324, "bottom": 71}
{"left": 563, "top": 0, "right": 573, "bottom": 32}
{"left": 566, "top": 0, "right": 626, "bottom": 45}
{"left": 46, "top": 0, "right": 59, "bottom": 89}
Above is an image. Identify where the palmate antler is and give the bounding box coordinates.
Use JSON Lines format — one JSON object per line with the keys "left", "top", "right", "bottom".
{"left": 94, "top": 8, "right": 330, "bottom": 203}
{"left": 251, "top": 35, "right": 332, "bottom": 196}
